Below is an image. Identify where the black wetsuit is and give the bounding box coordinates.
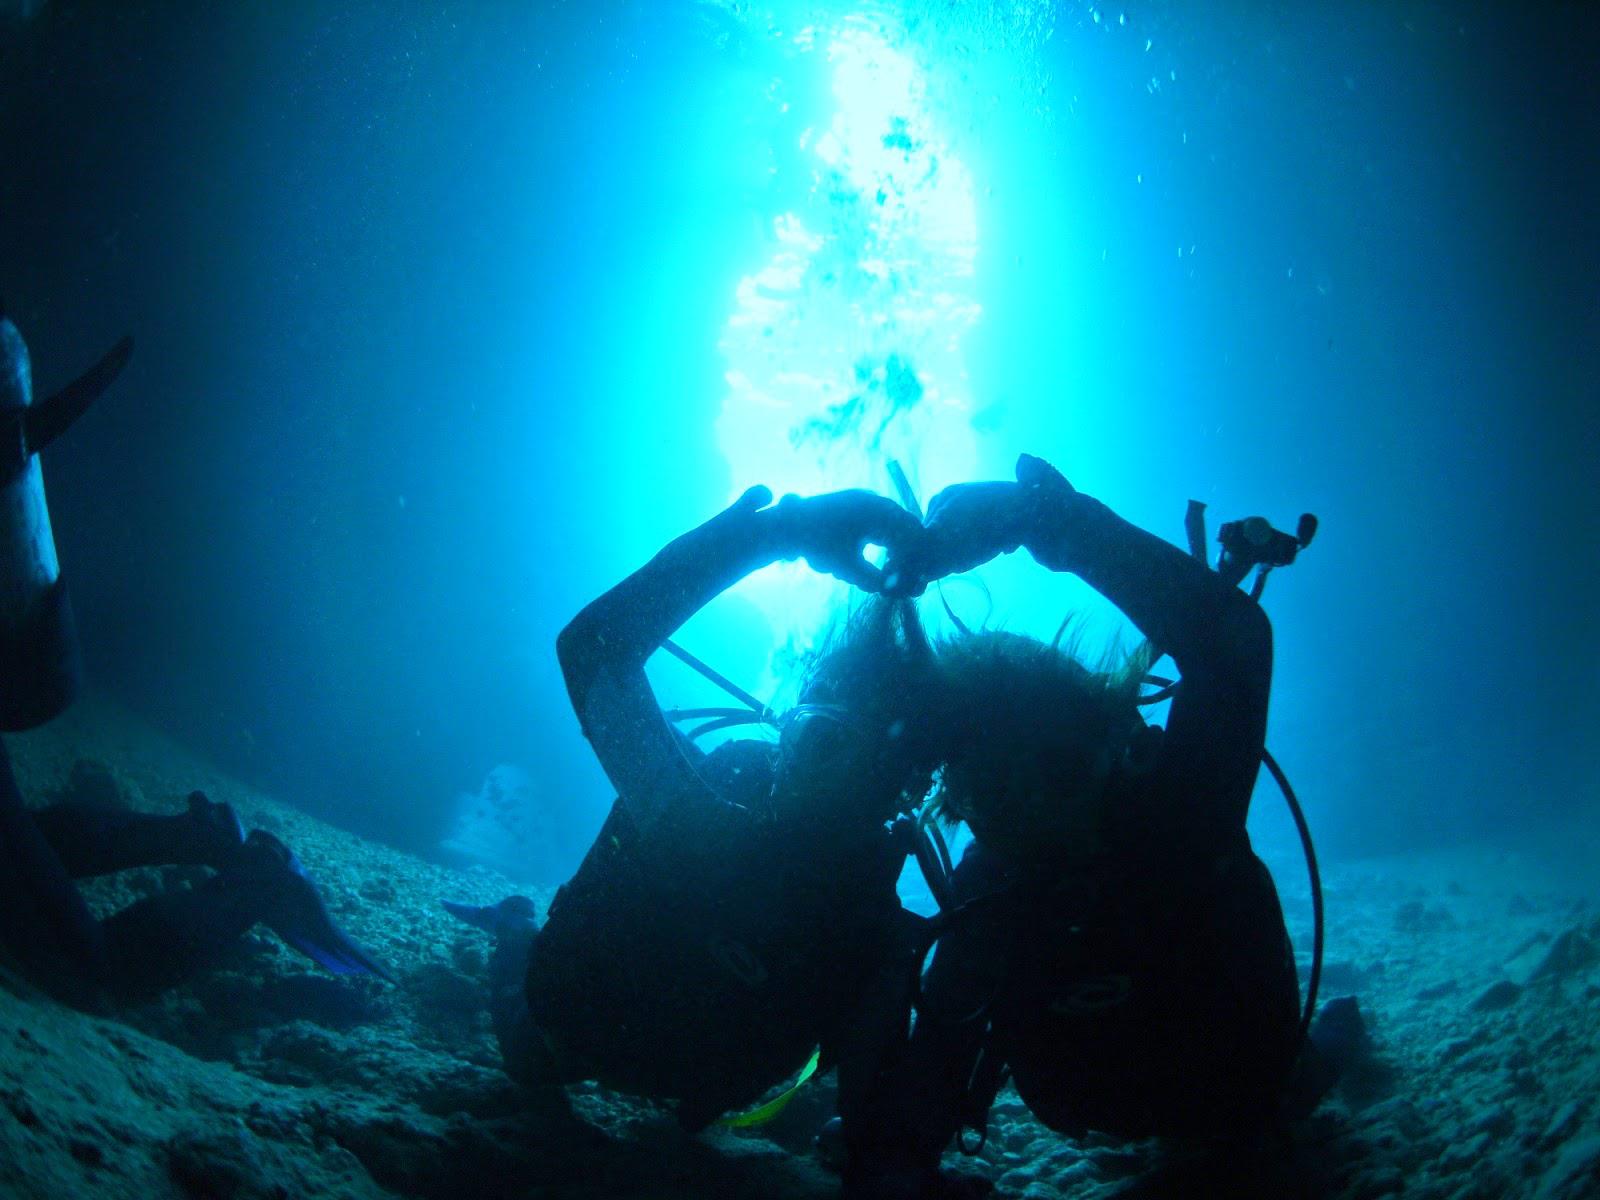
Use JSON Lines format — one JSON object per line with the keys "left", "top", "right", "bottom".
{"left": 0, "top": 742, "right": 260, "bottom": 1003}
{"left": 524, "top": 495, "right": 914, "bottom": 1127}
{"left": 851, "top": 488, "right": 1302, "bottom": 1180}
{"left": 0, "top": 742, "right": 382, "bottom": 1004}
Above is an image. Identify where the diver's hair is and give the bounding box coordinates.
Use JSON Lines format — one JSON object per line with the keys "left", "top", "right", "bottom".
{"left": 794, "top": 595, "right": 935, "bottom": 724}
{"left": 926, "top": 619, "right": 1151, "bottom": 829}
{"left": 779, "top": 594, "right": 943, "bottom": 790}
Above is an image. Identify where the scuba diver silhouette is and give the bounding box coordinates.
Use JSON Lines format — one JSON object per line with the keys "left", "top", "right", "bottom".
{"left": 450, "top": 484, "right": 944, "bottom": 1129}
{"left": 834, "top": 453, "right": 1342, "bottom": 1199}
{"left": 0, "top": 310, "right": 387, "bottom": 1008}
{"left": 448, "top": 455, "right": 1348, "bottom": 1200}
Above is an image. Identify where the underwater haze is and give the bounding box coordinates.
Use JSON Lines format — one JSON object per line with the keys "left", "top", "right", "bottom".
{"left": 5, "top": 1, "right": 1594, "bottom": 880}
{"left": 1, "top": 2, "right": 1598, "bottom": 1194}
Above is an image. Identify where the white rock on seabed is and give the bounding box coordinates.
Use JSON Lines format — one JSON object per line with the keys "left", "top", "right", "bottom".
{"left": 1, "top": 697, "right": 1597, "bottom": 1199}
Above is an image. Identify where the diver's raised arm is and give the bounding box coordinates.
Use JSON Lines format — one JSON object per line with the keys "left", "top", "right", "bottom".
{"left": 558, "top": 487, "right": 923, "bottom": 831}
{"left": 557, "top": 486, "right": 777, "bottom": 721}
{"left": 1017, "top": 456, "right": 1271, "bottom": 692}
{"left": 907, "top": 454, "right": 1271, "bottom": 835}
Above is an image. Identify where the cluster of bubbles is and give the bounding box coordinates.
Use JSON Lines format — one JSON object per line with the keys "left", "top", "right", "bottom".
{"left": 704, "top": 1, "right": 1043, "bottom": 683}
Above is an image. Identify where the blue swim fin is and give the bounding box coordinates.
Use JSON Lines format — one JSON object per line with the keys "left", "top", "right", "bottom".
{"left": 237, "top": 831, "right": 394, "bottom": 983}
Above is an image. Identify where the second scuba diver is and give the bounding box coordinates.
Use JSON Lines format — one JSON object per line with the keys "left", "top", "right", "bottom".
{"left": 450, "top": 485, "right": 942, "bottom": 1129}
{"left": 0, "top": 310, "right": 388, "bottom": 1010}
{"left": 839, "top": 453, "right": 1336, "bottom": 1198}
{"left": 0, "top": 761, "right": 391, "bottom": 1007}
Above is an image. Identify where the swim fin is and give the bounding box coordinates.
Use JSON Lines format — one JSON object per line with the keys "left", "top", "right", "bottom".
{"left": 18, "top": 335, "right": 134, "bottom": 460}
{"left": 239, "top": 831, "right": 394, "bottom": 982}
{"left": 443, "top": 895, "right": 537, "bottom": 937}
{"left": 1284, "top": 994, "right": 1370, "bottom": 1118}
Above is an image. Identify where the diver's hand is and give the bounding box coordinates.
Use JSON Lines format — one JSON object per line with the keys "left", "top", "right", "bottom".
{"left": 893, "top": 454, "right": 1077, "bottom": 587}
{"left": 895, "top": 477, "right": 1039, "bottom": 588}
{"left": 918, "top": 480, "right": 1030, "bottom": 579}
{"left": 772, "top": 489, "right": 925, "bottom": 593}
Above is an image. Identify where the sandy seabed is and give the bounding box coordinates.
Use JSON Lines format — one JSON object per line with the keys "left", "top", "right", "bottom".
{"left": 1, "top": 698, "right": 1597, "bottom": 1200}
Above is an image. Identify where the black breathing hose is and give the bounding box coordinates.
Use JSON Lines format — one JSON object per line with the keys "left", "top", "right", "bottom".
{"left": 1263, "top": 746, "right": 1324, "bottom": 1043}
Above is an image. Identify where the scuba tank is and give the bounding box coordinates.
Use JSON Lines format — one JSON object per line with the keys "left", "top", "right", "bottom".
{"left": 0, "top": 309, "right": 131, "bottom": 730}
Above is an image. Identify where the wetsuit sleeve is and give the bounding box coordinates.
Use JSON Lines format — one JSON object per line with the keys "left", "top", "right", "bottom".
{"left": 1026, "top": 489, "right": 1271, "bottom": 837}
{"left": 556, "top": 488, "right": 789, "bottom": 832}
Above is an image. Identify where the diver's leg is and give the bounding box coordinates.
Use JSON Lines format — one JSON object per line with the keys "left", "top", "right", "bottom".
{"left": 821, "top": 911, "right": 925, "bottom": 1172}
{"left": 30, "top": 789, "right": 244, "bottom": 878}
{"left": 1283, "top": 996, "right": 1369, "bottom": 1118}
{"left": 0, "top": 739, "right": 108, "bottom": 1003}
{"left": 487, "top": 913, "right": 564, "bottom": 1087}
{"left": 839, "top": 966, "right": 993, "bottom": 1187}
{"left": 98, "top": 867, "right": 264, "bottom": 1000}
{"left": 99, "top": 829, "right": 389, "bottom": 1001}
{"left": 841, "top": 848, "right": 1009, "bottom": 1198}
{"left": 444, "top": 896, "right": 568, "bottom": 1086}
{"left": 831, "top": 912, "right": 923, "bottom": 1150}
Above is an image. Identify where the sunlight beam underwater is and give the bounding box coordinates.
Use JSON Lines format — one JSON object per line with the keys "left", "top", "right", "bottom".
{"left": 714, "top": 13, "right": 983, "bottom": 682}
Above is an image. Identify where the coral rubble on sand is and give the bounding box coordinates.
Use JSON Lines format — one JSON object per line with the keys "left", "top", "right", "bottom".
{"left": 2, "top": 700, "right": 1596, "bottom": 1199}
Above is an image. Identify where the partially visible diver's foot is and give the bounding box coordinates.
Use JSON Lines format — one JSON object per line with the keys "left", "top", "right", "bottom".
{"left": 442, "top": 895, "right": 537, "bottom": 937}
{"left": 1311, "top": 995, "right": 1370, "bottom": 1069}
{"left": 185, "top": 789, "right": 245, "bottom": 869}
{"left": 227, "top": 830, "right": 394, "bottom": 982}
{"left": 1286, "top": 994, "right": 1370, "bottom": 1117}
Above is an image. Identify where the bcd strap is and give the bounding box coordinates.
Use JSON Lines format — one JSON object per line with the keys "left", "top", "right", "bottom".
{"left": 957, "top": 1040, "right": 1009, "bottom": 1155}
{"left": 912, "top": 817, "right": 953, "bottom": 912}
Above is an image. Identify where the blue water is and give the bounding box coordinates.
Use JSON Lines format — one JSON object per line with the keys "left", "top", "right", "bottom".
{"left": 1, "top": 0, "right": 1594, "bottom": 890}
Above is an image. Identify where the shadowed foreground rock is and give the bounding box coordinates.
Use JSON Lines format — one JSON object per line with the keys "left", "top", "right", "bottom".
{"left": 2, "top": 699, "right": 1598, "bottom": 1199}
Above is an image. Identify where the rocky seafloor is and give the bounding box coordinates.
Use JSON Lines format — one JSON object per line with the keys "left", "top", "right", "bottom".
{"left": 2, "top": 699, "right": 1598, "bottom": 1200}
